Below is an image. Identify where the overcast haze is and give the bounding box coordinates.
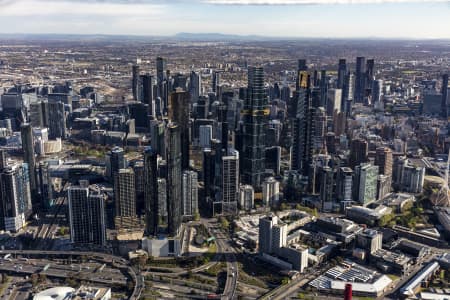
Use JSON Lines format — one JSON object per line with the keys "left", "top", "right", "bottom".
{"left": 0, "top": 0, "right": 449, "bottom": 38}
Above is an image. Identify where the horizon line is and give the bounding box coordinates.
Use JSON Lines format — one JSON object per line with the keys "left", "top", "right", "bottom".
{"left": 0, "top": 32, "right": 449, "bottom": 41}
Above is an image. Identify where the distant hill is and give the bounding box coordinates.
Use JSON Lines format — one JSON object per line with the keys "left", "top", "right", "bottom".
{"left": 173, "top": 32, "right": 275, "bottom": 41}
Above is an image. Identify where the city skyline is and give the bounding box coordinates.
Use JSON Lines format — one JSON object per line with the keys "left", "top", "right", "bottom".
{"left": 0, "top": 0, "right": 449, "bottom": 39}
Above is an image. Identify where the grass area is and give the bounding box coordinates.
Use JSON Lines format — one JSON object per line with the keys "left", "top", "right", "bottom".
{"left": 202, "top": 262, "right": 226, "bottom": 277}
{"left": 147, "top": 258, "right": 178, "bottom": 267}
{"left": 239, "top": 271, "right": 269, "bottom": 289}
{"left": 72, "top": 145, "right": 108, "bottom": 158}
{"left": 190, "top": 274, "right": 217, "bottom": 285}
{"left": 0, "top": 276, "right": 11, "bottom": 295}
{"left": 387, "top": 274, "right": 400, "bottom": 281}
{"left": 112, "top": 293, "right": 127, "bottom": 299}
{"left": 197, "top": 242, "right": 217, "bottom": 265}
{"left": 237, "top": 257, "right": 284, "bottom": 287}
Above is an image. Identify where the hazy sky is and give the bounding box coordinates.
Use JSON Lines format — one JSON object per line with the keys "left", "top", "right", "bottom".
{"left": 0, "top": 0, "right": 449, "bottom": 38}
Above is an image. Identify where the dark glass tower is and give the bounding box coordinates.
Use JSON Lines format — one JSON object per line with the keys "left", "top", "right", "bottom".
{"left": 242, "top": 66, "right": 267, "bottom": 189}
{"left": 337, "top": 59, "right": 347, "bottom": 89}
{"left": 106, "top": 147, "right": 127, "bottom": 179}
{"left": 20, "top": 123, "right": 37, "bottom": 201}
{"left": 68, "top": 184, "right": 106, "bottom": 246}
{"left": 141, "top": 74, "right": 154, "bottom": 106}
{"left": 355, "top": 56, "right": 366, "bottom": 103}
{"left": 156, "top": 57, "right": 167, "bottom": 110}
{"left": 132, "top": 65, "right": 140, "bottom": 101}
{"left": 320, "top": 70, "right": 328, "bottom": 107}
{"left": 442, "top": 74, "right": 449, "bottom": 119}
{"left": 212, "top": 71, "right": 220, "bottom": 94}
{"left": 144, "top": 147, "right": 158, "bottom": 236}
{"left": 166, "top": 123, "right": 182, "bottom": 236}
{"left": 292, "top": 71, "right": 313, "bottom": 176}
{"left": 169, "top": 90, "right": 190, "bottom": 169}
{"left": 189, "top": 71, "right": 201, "bottom": 102}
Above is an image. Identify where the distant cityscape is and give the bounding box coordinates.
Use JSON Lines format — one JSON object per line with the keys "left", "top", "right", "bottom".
{"left": 0, "top": 36, "right": 449, "bottom": 300}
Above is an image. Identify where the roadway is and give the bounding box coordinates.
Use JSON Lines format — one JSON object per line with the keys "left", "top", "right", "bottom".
{"left": 201, "top": 218, "right": 238, "bottom": 300}
{"left": 0, "top": 250, "right": 143, "bottom": 300}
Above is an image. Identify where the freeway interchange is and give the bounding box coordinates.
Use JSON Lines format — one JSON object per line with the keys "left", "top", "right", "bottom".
{"left": 0, "top": 250, "right": 143, "bottom": 300}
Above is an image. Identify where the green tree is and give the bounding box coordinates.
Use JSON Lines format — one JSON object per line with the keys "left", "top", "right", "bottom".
{"left": 31, "top": 274, "right": 39, "bottom": 287}
{"left": 2, "top": 275, "right": 9, "bottom": 284}
{"left": 379, "top": 213, "right": 395, "bottom": 227}
{"left": 38, "top": 274, "right": 47, "bottom": 283}
{"left": 219, "top": 217, "right": 229, "bottom": 230}
{"left": 280, "top": 203, "right": 289, "bottom": 211}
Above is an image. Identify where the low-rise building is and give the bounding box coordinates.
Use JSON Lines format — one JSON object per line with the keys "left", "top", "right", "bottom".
{"left": 370, "top": 248, "right": 413, "bottom": 274}
{"left": 400, "top": 261, "right": 440, "bottom": 298}
{"left": 380, "top": 193, "right": 415, "bottom": 213}
{"left": 309, "top": 261, "right": 392, "bottom": 298}
{"left": 346, "top": 205, "right": 392, "bottom": 226}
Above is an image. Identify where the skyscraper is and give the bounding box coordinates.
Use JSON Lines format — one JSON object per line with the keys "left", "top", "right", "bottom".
{"left": 182, "top": 170, "right": 198, "bottom": 217}
{"left": 312, "top": 107, "right": 326, "bottom": 151}
{"left": 0, "top": 161, "right": 32, "bottom": 232}
{"left": 29, "top": 102, "right": 44, "bottom": 127}
{"left": 150, "top": 120, "right": 165, "bottom": 156}
{"left": 212, "top": 71, "right": 220, "bottom": 94}
{"left": 372, "top": 79, "right": 383, "bottom": 105}
{"left": 366, "top": 59, "right": 375, "bottom": 86}
{"left": 349, "top": 138, "right": 368, "bottom": 168}
{"left": 189, "top": 71, "right": 202, "bottom": 102}
{"left": 319, "top": 70, "right": 328, "bottom": 107}
{"left": 242, "top": 66, "right": 268, "bottom": 188}
{"left": 258, "top": 214, "right": 278, "bottom": 254}
{"left": 203, "top": 148, "right": 215, "bottom": 202}
{"left": 144, "top": 147, "right": 159, "bottom": 236}
{"left": 295, "top": 59, "right": 308, "bottom": 91}
{"left": 132, "top": 65, "right": 141, "bottom": 101}
{"left": 38, "top": 161, "right": 53, "bottom": 209}
{"left": 106, "top": 147, "right": 127, "bottom": 179}
{"left": 168, "top": 90, "right": 190, "bottom": 169}
{"left": 222, "top": 148, "right": 239, "bottom": 215}
{"left": 337, "top": 59, "right": 347, "bottom": 89}
{"left": 47, "top": 100, "right": 66, "bottom": 139}
{"left": 354, "top": 163, "right": 379, "bottom": 206}
{"left": 166, "top": 123, "right": 182, "bottom": 236}
{"left": 442, "top": 74, "right": 449, "bottom": 119}
{"left": 68, "top": 184, "right": 106, "bottom": 246}
{"left": 375, "top": 146, "right": 393, "bottom": 177}
{"left": 239, "top": 185, "right": 254, "bottom": 211}
{"left": 156, "top": 57, "right": 167, "bottom": 110}
{"left": 262, "top": 177, "right": 280, "bottom": 208}
{"left": 336, "top": 167, "right": 353, "bottom": 209}
{"left": 319, "top": 166, "right": 335, "bottom": 212}
{"left": 355, "top": 57, "right": 366, "bottom": 103}
{"left": 141, "top": 73, "right": 154, "bottom": 107}
{"left": 0, "top": 151, "right": 5, "bottom": 172}
{"left": 20, "top": 123, "right": 37, "bottom": 201}
{"left": 114, "top": 168, "right": 136, "bottom": 228}
{"left": 156, "top": 57, "right": 166, "bottom": 92}
{"left": 327, "top": 88, "right": 342, "bottom": 116}
{"left": 292, "top": 71, "right": 314, "bottom": 176}
{"left": 342, "top": 72, "right": 355, "bottom": 114}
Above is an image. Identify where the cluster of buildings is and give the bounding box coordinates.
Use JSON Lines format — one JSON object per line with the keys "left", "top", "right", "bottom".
{"left": 0, "top": 52, "right": 448, "bottom": 263}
